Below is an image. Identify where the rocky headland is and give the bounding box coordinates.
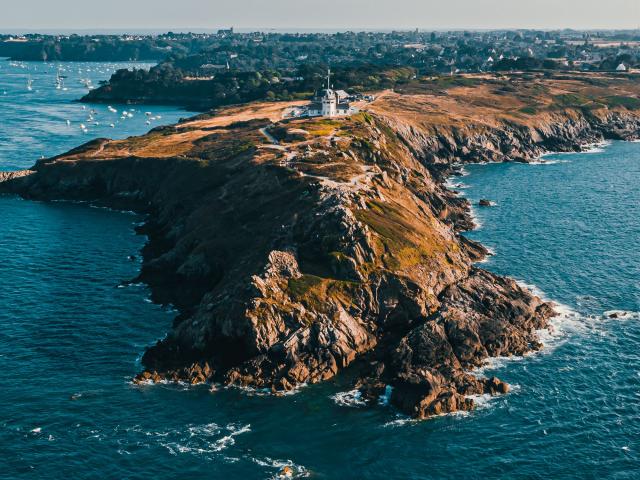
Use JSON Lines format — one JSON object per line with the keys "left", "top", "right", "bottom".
{"left": 3, "top": 72, "right": 640, "bottom": 419}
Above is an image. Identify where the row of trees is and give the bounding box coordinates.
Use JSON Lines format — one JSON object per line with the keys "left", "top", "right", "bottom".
{"left": 83, "top": 63, "right": 417, "bottom": 110}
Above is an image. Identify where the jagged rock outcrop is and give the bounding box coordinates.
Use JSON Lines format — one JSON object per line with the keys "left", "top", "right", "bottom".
{"left": 4, "top": 73, "right": 640, "bottom": 418}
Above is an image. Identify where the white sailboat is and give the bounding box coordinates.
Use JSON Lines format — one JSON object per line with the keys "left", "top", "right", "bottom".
{"left": 55, "top": 69, "right": 65, "bottom": 90}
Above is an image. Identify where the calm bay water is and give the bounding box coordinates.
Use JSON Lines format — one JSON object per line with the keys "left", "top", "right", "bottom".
{"left": 1, "top": 61, "right": 640, "bottom": 479}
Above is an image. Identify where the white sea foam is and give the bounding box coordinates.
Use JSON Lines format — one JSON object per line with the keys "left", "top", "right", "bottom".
{"left": 475, "top": 245, "right": 496, "bottom": 264}
{"left": 88, "top": 204, "right": 137, "bottom": 215}
{"left": 209, "top": 424, "right": 251, "bottom": 452}
{"left": 466, "top": 393, "right": 494, "bottom": 409}
{"left": 156, "top": 422, "right": 251, "bottom": 457}
{"left": 468, "top": 204, "right": 483, "bottom": 229}
{"left": 382, "top": 416, "right": 418, "bottom": 428}
{"left": 603, "top": 310, "right": 640, "bottom": 320}
{"left": 116, "top": 281, "right": 146, "bottom": 289}
{"left": 473, "top": 354, "right": 527, "bottom": 379}
{"left": 514, "top": 279, "right": 547, "bottom": 298}
{"left": 251, "top": 456, "right": 310, "bottom": 478}
{"left": 535, "top": 140, "right": 612, "bottom": 163}
{"left": 226, "top": 383, "right": 307, "bottom": 397}
{"left": 466, "top": 280, "right": 584, "bottom": 388}
{"left": 527, "top": 158, "right": 570, "bottom": 165}
{"left": 582, "top": 140, "right": 612, "bottom": 154}
{"left": 382, "top": 407, "right": 472, "bottom": 426}
{"left": 514, "top": 279, "right": 584, "bottom": 350}
{"left": 545, "top": 303, "right": 586, "bottom": 342}
{"left": 331, "top": 389, "right": 366, "bottom": 408}
{"left": 378, "top": 385, "right": 393, "bottom": 406}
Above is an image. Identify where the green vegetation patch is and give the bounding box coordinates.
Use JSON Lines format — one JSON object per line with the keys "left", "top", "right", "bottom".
{"left": 192, "top": 136, "right": 256, "bottom": 161}
{"left": 601, "top": 95, "right": 640, "bottom": 110}
{"left": 288, "top": 274, "right": 325, "bottom": 298}
{"left": 431, "top": 76, "right": 480, "bottom": 88}
{"left": 551, "top": 93, "right": 591, "bottom": 108}
{"left": 287, "top": 274, "right": 359, "bottom": 316}
{"left": 305, "top": 118, "right": 344, "bottom": 137}
{"left": 356, "top": 199, "right": 449, "bottom": 271}
{"left": 518, "top": 106, "right": 538, "bottom": 115}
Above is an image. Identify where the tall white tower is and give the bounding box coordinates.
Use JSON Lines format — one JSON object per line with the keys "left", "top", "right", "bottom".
{"left": 321, "top": 69, "right": 337, "bottom": 117}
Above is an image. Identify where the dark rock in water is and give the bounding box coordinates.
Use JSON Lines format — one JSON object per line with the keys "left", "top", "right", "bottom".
{"left": 128, "top": 255, "right": 137, "bottom": 261}
{"left": 486, "top": 376, "right": 510, "bottom": 394}
{"left": 478, "top": 199, "right": 493, "bottom": 207}
{"left": 278, "top": 466, "right": 294, "bottom": 478}
{"left": 609, "top": 312, "right": 619, "bottom": 319}
{"left": 133, "top": 361, "right": 214, "bottom": 385}
{"left": 356, "top": 377, "right": 387, "bottom": 406}
{"left": 459, "top": 236, "right": 490, "bottom": 263}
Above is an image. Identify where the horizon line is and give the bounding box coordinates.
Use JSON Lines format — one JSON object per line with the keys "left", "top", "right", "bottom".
{"left": 2, "top": 26, "right": 640, "bottom": 34}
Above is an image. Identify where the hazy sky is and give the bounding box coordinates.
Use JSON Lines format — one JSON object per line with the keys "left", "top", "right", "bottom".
{"left": 3, "top": 0, "right": 640, "bottom": 32}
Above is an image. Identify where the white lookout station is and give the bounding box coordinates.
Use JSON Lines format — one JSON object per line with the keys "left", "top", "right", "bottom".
{"left": 307, "top": 69, "right": 353, "bottom": 117}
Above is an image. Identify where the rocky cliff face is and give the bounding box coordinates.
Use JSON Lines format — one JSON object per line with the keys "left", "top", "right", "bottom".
{"left": 3, "top": 74, "right": 640, "bottom": 419}
{"left": 0, "top": 170, "right": 34, "bottom": 186}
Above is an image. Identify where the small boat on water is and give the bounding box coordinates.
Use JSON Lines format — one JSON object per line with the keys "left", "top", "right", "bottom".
{"left": 55, "top": 69, "right": 64, "bottom": 90}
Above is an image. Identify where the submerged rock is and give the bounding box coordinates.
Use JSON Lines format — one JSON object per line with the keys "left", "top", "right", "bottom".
{"left": 278, "top": 466, "right": 294, "bottom": 478}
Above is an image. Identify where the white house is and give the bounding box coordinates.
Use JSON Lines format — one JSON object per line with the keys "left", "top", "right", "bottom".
{"left": 306, "top": 70, "right": 355, "bottom": 118}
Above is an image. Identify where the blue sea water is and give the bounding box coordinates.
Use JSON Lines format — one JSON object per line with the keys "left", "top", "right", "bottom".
{"left": 0, "top": 59, "right": 188, "bottom": 170}
{"left": 1, "top": 61, "right": 640, "bottom": 479}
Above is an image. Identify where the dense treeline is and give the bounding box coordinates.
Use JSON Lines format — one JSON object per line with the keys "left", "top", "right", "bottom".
{"left": 83, "top": 63, "right": 417, "bottom": 110}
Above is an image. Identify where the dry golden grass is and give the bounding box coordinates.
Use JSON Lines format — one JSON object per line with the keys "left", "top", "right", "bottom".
{"left": 180, "top": 100, "right": 308, "bottom": 130}
{"left": 54, "top": 72, "right": 640, "bottom": 169}
{"left": 366, "top": 72, "right": 640, "bottom": 130}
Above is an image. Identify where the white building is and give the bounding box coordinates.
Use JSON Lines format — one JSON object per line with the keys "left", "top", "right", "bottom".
{"left": 306, "top": 70, "right": 355, "bottom": 118}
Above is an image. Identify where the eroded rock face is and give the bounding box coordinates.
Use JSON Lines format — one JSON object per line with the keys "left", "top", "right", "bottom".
{"left": 353, "top": 268, "right": 553, "bottom": 418}
{"left": 0, "top": 170, "right": 34, "bottom": 190}
{"left": 6, "top": 76, "right": 639, "bottom": 419}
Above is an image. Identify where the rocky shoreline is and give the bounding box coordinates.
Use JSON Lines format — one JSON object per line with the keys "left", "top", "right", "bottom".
{"left": 3, "top": 74, "right": 640, "bottom": 419}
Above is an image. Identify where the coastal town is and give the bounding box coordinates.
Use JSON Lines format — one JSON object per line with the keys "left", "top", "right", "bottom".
{"left": 4, "top": 28, "right": 640, "bottom": 113}
{"left": 3, "top": 28, "right": 640, "bottom": 73}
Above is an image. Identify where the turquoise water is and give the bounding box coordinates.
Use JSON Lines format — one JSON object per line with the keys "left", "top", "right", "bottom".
{"left": 2, "top": 62, "right": 640, "bottom": 479}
